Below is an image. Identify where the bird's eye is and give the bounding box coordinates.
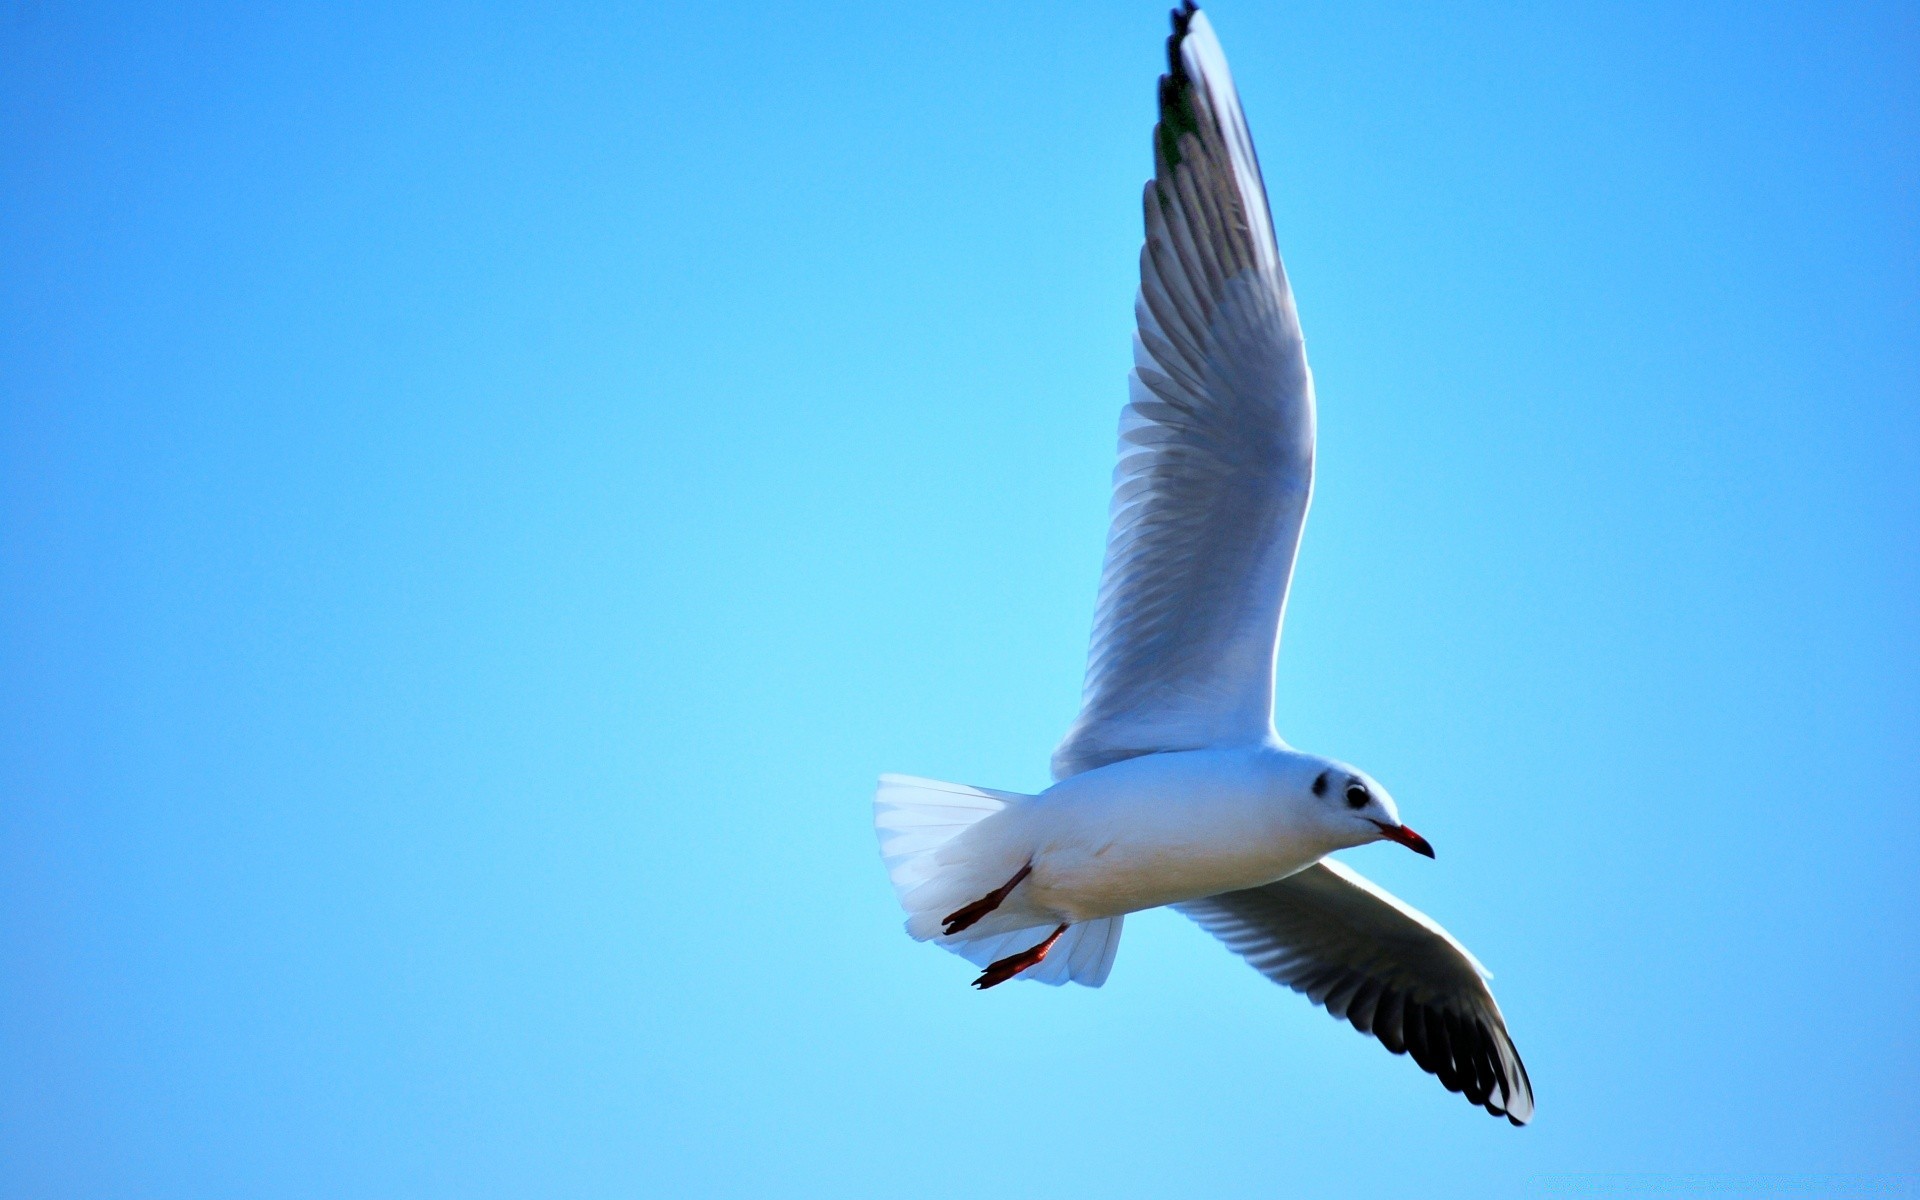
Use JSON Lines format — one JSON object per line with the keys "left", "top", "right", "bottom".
{"left": 1345, "top": 784, "right": 1369, "bottom": 810}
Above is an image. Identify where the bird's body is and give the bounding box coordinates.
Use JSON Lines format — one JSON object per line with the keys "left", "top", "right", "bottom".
{"left": 905, "top": 745, "right": 1357, "bottom": 938}
{"left": 874, "top": 2, "right": 1533, "bottom": 1124}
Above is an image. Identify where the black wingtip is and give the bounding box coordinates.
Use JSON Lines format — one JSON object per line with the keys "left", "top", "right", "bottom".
{"left": 1167, "top": 2, "right": 1199, "bottom": 73}
{"left": 1156, "top": 2, "right": 1204, "bottom": 172}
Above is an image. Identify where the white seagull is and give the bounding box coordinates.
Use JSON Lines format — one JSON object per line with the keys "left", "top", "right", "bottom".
{"left": 874, "top": 3, "right": 1532, "bottom": 1124}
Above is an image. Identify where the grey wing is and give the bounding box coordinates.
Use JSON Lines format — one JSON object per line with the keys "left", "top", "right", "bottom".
{"left": 1053, "top": 6, "right": 1315, "bottom": 781}
{"left": 1176, "top": 859, "right": 1535, "bottom": 1125}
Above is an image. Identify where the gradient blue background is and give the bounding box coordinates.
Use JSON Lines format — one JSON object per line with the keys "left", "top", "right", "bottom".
{"left": 4, "top": 2, "right": 1916, "bottom": 1196}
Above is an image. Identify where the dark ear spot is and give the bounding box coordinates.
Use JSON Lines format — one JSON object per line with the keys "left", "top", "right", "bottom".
{"left": 1312, "top": 770, "right": 1329, "bottom": 797}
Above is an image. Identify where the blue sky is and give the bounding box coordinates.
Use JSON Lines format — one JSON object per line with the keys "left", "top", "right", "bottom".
{"left": 3, "top": 2, "right": 1916, "bottom": 1196}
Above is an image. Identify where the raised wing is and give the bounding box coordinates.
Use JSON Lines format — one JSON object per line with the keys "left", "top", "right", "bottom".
{"left": 1052, "top": 5, "right": 1315, "bottom": 780}
{"left": 1177, "top": 860, "right": 1534, "bottom": 1124}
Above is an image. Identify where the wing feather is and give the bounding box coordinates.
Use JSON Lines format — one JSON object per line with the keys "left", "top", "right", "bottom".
{"left": 1053, "top": 6, "right": 1314, "bottom": 780}
{"left": 1176, "top": 859, "right": 1535, "bottom": 1124}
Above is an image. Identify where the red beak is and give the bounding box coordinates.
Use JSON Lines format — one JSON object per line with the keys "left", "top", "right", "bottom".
{"left": 1370, "top": 820, "right": 1435, "bottom": 858}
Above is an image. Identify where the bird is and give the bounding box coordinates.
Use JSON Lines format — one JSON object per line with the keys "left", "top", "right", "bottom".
{"left": 872, "top": 2, "right": 1532, "bottom": 1125}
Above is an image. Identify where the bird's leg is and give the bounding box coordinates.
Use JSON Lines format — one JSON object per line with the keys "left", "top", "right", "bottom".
{"left": 941, "top": 862, "right": 1033, "bottom": 936}
{"left": 972, "top": 924, "right": 1069, "bottom": 989}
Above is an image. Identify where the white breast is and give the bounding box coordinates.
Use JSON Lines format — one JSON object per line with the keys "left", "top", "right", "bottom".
{"left": 1009, "top": 747, "right": 1327, "bottom": 923}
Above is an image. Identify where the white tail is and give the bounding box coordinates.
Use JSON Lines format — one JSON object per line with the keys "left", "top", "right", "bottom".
{"left": 873, "top": 774, "right": 1123, "bottom": 988}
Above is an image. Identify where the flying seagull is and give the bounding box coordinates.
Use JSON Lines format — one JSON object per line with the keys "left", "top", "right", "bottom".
{"left": 873, "top": 3, "right": 1532, "bottom": 1124}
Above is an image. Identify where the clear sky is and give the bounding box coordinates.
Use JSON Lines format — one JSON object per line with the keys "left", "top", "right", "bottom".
{"left": 4, "top": 2, "right": 1916, "bottom": 1196}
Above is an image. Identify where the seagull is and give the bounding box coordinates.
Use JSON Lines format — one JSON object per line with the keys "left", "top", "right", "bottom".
{"left": 873, "top": 2, "right": 1532, "bottom": 1124}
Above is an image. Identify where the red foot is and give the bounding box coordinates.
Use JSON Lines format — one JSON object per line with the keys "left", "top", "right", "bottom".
{"left": 942, "top": 863, "right": 1033, "bottom": 936}
{"left": 972, "top": 924, "right": 1069, "bottom": 989}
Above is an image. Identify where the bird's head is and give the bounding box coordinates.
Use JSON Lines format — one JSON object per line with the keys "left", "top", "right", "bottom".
{"left": 1303, "top": 760, "right": 1434, "bottom": 858}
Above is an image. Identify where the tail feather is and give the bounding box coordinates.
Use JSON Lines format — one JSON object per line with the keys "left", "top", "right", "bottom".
{"left": 873, "top": 774, "right": 1124, "bottom": 988}
{"left": 874, "top": 774, "right": 1017, "bottom": 895}
{"left": 946, "top": 917, "right": 1125, "bottom": 988}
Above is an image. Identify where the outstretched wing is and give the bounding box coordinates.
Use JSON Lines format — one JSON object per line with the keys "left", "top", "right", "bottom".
{"left": 1053, "top": 5, "right": 1315, "bottom": 780}
{"left": 1176, "top": 859, "right": 1534, "bottom": 1124}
